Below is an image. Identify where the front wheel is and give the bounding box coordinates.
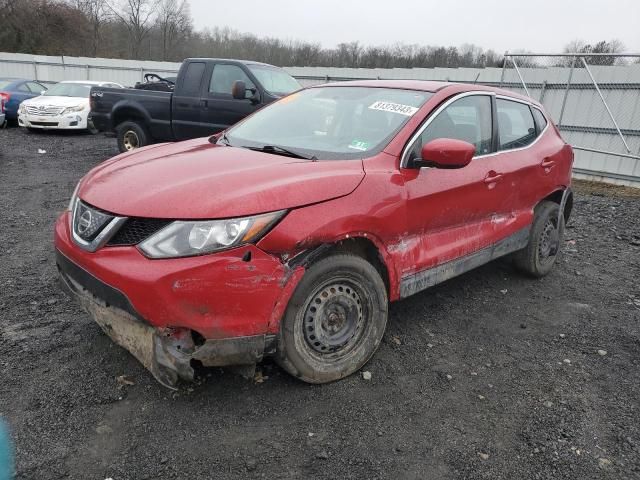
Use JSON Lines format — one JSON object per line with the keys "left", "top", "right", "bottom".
{"left": 277, "top": 254, "right": 388, "bottom": 384}
{"left": 513, "top": 200, "right": 565, "bottom": 278}
{"left": 116, "top": 120, "right": 149, "bottom": 153}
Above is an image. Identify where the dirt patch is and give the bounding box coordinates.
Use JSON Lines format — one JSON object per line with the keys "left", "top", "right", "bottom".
{"left": 1, "top": 126, "right": 639, "bottom": 479}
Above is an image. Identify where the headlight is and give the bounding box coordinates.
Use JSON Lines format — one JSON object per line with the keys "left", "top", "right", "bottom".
{"left": 63, "top": 105, "right": 86, "bottom": 114}
{"left": 138, "top": 211, "right": 285, "bottom": 259}
{"left": 18, "top": 104, "right": 26, "bottom": 114}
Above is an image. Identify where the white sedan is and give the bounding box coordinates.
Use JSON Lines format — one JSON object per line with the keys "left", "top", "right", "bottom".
{"left": 18, "top": 80, "right": 123, "bottom": 131}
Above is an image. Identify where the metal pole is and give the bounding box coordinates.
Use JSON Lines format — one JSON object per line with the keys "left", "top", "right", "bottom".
{"left": 539, "top": 80, "right": 547, "bottom": 103}
{"left": 33, "top": 61, "right": 38, "bottom": 81}
{"left": 557, "top": 57, "right": 575, "bottom": 126}
{"left": 572, "top": 145, "right": 640, "bottom": 160}
{"left": 510, "top": 56, "right": 530, "bottom": 97}
{"left": 499, "top": 53, "right": 508, "bottom": 87}
{"left": 580, "top": 57, "right": 631, "bottom": 153}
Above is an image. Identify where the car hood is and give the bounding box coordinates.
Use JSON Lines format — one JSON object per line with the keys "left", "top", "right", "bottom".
{"left": 24, "top": 96, "right": 88, "bottom": 107}
{"left": 79, "top": 138, "right": 365, "bottom": 219}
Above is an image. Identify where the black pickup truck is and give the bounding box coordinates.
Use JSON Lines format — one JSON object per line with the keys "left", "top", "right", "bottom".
{"left": 90, "top": 58, "right": 302, "bottom": 152}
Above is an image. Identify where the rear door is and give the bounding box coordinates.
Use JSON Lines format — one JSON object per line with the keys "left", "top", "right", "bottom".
{"left": 400, "top": 92, "right": 515, "bottom": 277}
{"left": 172, "top": 61, "right": 208, "bottom": 140}
{"left": 493, "top": 97, "right": 550, "bottom": 227}
{"left": 201, "top": 63, "right": 263, "bottom": 134}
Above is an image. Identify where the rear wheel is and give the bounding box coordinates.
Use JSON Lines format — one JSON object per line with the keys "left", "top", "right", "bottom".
{"left": 514, "top": 200, "right": 565, "bottom": 277}
{"left": 116, "top": 120, "right": 149, "bottom": 153}
{"left": 277, "top": 254, "right": 388, "bottom": 383}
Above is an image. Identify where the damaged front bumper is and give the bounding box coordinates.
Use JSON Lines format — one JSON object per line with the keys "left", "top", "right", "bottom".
{"left": 57, "top": 250, "right": 275, "bottom": 389}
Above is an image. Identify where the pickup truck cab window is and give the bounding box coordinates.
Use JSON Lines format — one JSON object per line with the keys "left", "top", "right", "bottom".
{"left": 210, "top": 64, "right": 256, "bottom": 96}
{"left": 407, "top": 94, "right": 493, "bottom": 162}
{"left": 181, "top": 61, "right": 206, "bottom": 96}
{"left": 248, "top": 65, "right": 301, "bottom": 96}
{"left": 227, "top": 86, "right": 432, "bottom": 160}
{"left": 496, "top": 98, "right": 537, "bottom": 150}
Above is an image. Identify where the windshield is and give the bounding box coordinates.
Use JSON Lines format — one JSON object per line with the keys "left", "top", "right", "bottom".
{"left": 226, "top": 86, "right": 432, "bottom": 159}
{"left": 247, "top": 66, "right": 301, "bottom": 96}
{"left": 44, "top": 83, "right": 93, "bottom": 98}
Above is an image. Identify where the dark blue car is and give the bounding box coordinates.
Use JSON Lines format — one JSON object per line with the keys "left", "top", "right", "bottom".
{"left": 0, "top": 78, "right": 48, "bottom": 121}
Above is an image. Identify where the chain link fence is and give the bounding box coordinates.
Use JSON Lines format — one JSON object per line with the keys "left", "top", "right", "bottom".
{"left": 500, "top": 53, "right": 640, "bottom": 185}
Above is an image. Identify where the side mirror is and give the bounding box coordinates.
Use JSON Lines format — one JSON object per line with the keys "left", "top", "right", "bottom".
{"left": 417, "top": 138, "right": 475, "bottom": 169}
{"left": 40, "top": 90, "right": 46, "bottom": 95}
{"left": 231, "top": 80, "right": 247, "bottom": 100}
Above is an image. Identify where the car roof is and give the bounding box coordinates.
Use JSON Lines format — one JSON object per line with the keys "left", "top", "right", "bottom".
{"left": 58, "top": 80, "right": 116, "bottom": 85}
{"left": 185, "top": 58, "right": 278, "bottom": 68}
{"left": 315, "top": 80, "right": 540, "bottom": 106}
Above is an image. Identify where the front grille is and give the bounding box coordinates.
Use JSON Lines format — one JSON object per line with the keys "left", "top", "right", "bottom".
{"left": 31, "top": 121, "right": 59, "bottom": 126}
{"left": 26, "top": 105, "right": 65, "bottom": 116}
{"left": 107, "top": 218, "right": 171, "bottom": 246}
{"left": 72, "top": 201, "right": 114, "bottom": 242}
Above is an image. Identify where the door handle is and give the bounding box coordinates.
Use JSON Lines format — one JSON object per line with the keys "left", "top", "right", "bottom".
{"left": 541, "top": 158, "right": 556, "bottom": 168}
{"left": 484, "top": 172, "right": 503, "bottom": 184}
{"left": 201, "top": 99, "right": 208, "bottom": 108}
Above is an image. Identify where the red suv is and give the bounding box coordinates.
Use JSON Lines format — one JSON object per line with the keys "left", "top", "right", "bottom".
{"left": 55, "top": 81, "right": 574, "bottom": 388}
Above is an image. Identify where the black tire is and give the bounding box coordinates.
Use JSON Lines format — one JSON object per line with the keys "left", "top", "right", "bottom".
{"left": 514, "top": 200, "right": 565, "bottom": 278}
{"left": 116, "top": 120, "right": 149, "bottom": 153}
{"left": 277, "top": 254, "right": 388, "bottom": 384}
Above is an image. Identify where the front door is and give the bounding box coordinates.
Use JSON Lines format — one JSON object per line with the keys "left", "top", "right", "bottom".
{"left": 399, "top": 93, "right": 516, "bottom": 285}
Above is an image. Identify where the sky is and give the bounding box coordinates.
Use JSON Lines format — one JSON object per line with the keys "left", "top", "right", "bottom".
{"left": 189, "top": 0, "right": 640, "bottom": 53}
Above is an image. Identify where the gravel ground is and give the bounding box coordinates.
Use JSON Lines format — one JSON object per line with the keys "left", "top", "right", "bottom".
{"left": 1, "top": 126, "right": 639, "bottom": 480}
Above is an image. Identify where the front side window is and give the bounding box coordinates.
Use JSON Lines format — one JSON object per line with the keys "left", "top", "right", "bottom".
{"left": 497, "top": 99, "right": 536, "bottom": 150}
{"left": 209, "top": 65, "right": 256, "bottom": 96}
{"left": 27, "top": 82, "right": 46, "bottom": 93}
{"left": 408, "top": 95, "right": 493, "bottom": 161}
{"left": 248, "top": 65, "right": 301, "bottom": 96}
{"left": 226, "top": 86, "right": 432, "bottom": 160}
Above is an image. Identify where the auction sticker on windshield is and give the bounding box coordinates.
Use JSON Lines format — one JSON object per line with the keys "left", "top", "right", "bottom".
{"left": 369, "top": 101, "right": 419, "bottom": 116}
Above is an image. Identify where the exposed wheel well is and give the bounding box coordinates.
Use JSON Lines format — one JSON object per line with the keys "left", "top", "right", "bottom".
{"left": 540, "top": 188, "right": 573, "bottom": 222}
{"left": 113, "top": 108, "right": 147, "bottom": 131}
{"left": 301, "top": 238, "right": 391, "bottom": 295}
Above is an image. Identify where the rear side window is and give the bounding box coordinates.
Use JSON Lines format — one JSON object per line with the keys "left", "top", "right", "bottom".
{"left": 497, "top": 99, "right": 536, "bottom": 150}
{"left": 17, "top": 83, "right": 30, "bottom": 92}
{"left": 209, "top": 65, "right": 256, "bottom": 96}
{"left": 180, "top": 62, "right": 206, "bottom": 96}
{"left": 532, "top": 107, "right": 548, "bottom": 133}
{"left": 27, "top": 82, "right": 45, "bottom": 93}
{"left": 408, "top": 94, "right": 493, "bottom": 161}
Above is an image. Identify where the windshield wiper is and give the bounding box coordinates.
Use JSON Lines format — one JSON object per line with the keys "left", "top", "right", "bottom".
{"left": 248, "top": 145, "right": 317, "bottom": 160}
{"left": 211, "top": 132, "right": 231, "bottom": 146}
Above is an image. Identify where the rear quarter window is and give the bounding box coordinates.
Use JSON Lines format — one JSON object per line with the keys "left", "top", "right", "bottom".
{"left": 532, "top": 107, "right": 548, "bottom": 133}
{"left": 180, "top": 62, "right": 206, "bottom": 97}
{"left": 496, "top": 98, "right": 537, "bottom": 150}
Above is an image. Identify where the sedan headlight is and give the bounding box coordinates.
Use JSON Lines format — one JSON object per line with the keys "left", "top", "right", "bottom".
{"left": 139, "top": 211, "right": 285, "bottom": 258}
{"left": 63, "top": 105, "right": 86, "bottom": 114}
{"left": 18, "top": 104, "right": 26, "bottom": 114}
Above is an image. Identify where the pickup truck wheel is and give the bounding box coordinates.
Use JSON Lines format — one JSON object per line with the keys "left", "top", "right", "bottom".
{"left": 514, "top": 200, "right": 565, "bottom": 278}
{"left": 277, "top": 254, "right": 388, "bottom": 384}
{"left": 116, "top": 121, "right": 148, "bottom": 153}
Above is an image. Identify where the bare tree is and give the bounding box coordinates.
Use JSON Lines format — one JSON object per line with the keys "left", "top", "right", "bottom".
{"left": 107, "top": 0, "right": 157, "bottom": 59}
{"left": 156, "top": 0, "right": 191, "bottom": 61}
{"left": 69, "top": 0, "right": 109, "bottom": 56}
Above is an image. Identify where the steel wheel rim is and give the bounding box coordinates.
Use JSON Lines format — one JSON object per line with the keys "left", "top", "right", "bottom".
{"left": 538, "top": 218, "right": 557, "bottom": 262}
{"left": 123, "top": 130, "right": 139, "bottom": 150}
{"left": 302, "top": 280, "right": 366, "bottom": 358}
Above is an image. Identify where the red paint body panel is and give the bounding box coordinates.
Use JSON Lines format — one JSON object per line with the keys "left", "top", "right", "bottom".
{"left": 55, "top": 81, "right": 573, "bottom": 345}
{"left": 80, "top": 137, "right": 365, "bottom": 218}
{"left": 55, "top": 211, "right": 302, "bottom": 338}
